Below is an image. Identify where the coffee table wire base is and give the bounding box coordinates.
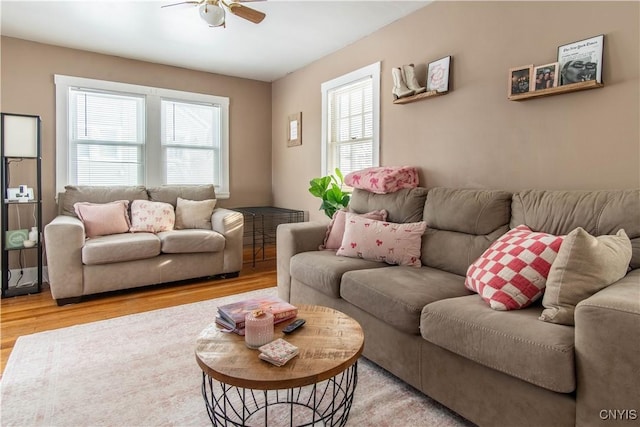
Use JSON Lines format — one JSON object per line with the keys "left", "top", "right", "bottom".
{"left": 202, "top": 362, "right": 358, "bottom": 427}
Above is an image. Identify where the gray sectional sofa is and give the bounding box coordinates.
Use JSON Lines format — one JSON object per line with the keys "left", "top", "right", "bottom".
{"left": 45, "top": 185, "right": 243, "bottom": 305}
{"left": 277, "top": 187, "right": 640, "bottom": 427}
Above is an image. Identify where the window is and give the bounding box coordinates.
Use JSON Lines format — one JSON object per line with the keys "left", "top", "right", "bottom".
{"left": 321, "top": 62, "right": 380, "bottom": 177}
{"left": 55, "top": 75, "right": 230, "bottom": 197}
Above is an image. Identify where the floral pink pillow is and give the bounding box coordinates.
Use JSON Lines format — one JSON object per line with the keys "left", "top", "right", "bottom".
{"left": 320, "top": 209, "right": 388, "bottom": 250}
{"left": 336, "top": 212, "right": 427, "bottom": 267}
{"left": 130, "top": 200, "right": 175, "bottom": 233}
{"left": 74, "top": 200, "right": 131, "bottom": 238}
{"left": 344, "top": 166, "right": 419, "bottom": 194}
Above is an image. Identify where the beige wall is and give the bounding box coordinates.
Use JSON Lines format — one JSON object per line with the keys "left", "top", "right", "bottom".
{"left": 272, "top": 1, "right": 640, "bottom": 222}
{"left": 1, "top": 36, "right": 273, "bottom": 229}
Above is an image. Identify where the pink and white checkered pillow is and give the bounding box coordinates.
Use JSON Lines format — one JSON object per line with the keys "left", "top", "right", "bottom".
{"left": 344, "top": 166, "right": 419, "bottom": 194}
{"left": 465, "top": 225, "right": 564, "bottom": 310}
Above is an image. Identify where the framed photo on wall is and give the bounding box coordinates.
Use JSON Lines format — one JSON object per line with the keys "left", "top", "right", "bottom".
{"left": 426, "top": 56, "right": 451, "bottom": 92}
{"left": 508, "top": 65, "right": 534, "bottom": 97}
{"left": 287, "top": 112, "right": 302, "bottom": 147}
{"left": 533, "top": 62, "right": 559, "bottom": 91}
{"left": 557, "top": 34, "right": 604, "bottom": 86}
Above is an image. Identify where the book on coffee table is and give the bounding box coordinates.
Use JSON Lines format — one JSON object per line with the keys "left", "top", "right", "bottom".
{"left": 215, "top": 313, "right": 296, "bottom": 336}
{"left": 258, "top": 338, "right": 299, "bottom": 366}
{"left": 217, "top": 295, "right": 298, "bottom": 332}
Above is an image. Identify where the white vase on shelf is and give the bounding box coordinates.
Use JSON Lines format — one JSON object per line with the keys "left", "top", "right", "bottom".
{"left": 29, "top": 226, "right": 38, "bottom": 243}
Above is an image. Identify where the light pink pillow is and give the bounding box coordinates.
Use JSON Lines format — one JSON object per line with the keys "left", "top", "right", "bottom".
{"left": 344, "top": 166, "right": 419, "bottom": 194}
{"left": 465, "top": 225, "right": 564, "bottom": 311}
{"left": 74, "top": 200, "right": 131, "bottom": 238}
{"left": 336, "top": 212, "right": 426, "bottom": 267}
{"left": 129, "top": 200, "right": 175, "bottom": 233}
{"left": 320, "top": 209, "right": 388, "bottom": 250}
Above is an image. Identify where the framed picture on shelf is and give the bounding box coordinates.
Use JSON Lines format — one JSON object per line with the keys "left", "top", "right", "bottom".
{"left": 508, "top": 65, "right": 534, "bottom": 97}
{"left": 533, "top": 62, "right": 559, "bottom": 91}
{"left": 557, "top": 34, "right": 604, "bottom": 85}
{"left": 426, "top": 56, "right": 451, "bottom": 92}
{"left": 287, "top": 112, "right": 302, "bottom": 147}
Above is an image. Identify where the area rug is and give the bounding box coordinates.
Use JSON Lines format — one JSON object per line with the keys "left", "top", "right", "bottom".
{"left": 1, "top": 287, "right": 474, "bottom": 426}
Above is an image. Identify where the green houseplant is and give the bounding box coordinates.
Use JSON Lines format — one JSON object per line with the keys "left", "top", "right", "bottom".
{"left": 308, "top": 168, "right": 351, "bottom": 219}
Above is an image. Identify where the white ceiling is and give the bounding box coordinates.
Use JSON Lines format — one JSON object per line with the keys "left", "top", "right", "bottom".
{"left": 0, "top": 0, "right": 429, "bottom": 82}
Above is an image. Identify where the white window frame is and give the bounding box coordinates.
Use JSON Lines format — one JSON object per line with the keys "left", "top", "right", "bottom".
{"left": 55, "top": 75, "right": 230, "bottom": 198}
{"left": 320, "top": 62, "right": 380, "bottom": 177}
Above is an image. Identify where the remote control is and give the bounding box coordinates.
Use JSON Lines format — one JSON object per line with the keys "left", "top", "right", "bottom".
{"left": 282, "top": 318, "right": 306, "bottom": 334}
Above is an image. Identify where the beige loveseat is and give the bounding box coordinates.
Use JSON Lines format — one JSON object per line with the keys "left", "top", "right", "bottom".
{"left": 277, "top": 187, "right": 640, "bottom": 427}
{"left": 45, "top": 185, "right": 243, "bottom": 305}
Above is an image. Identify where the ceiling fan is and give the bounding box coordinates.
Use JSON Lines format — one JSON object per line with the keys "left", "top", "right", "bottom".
{"left": 162, "top": 0, "right": 266, "bottom": 28}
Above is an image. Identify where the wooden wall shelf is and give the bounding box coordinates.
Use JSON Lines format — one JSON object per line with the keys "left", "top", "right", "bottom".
{"left": 393, "top": 89, "right": 449, "bottom": 105}
{"left": 508, "top": 80, "right": 604, "bottom": 101}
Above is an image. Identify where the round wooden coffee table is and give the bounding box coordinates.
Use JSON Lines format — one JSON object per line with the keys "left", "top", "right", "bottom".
{"left": 195, "top": 304, "right": 364, "bottom": 426}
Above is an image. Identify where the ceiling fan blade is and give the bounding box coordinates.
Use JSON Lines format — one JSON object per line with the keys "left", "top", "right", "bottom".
{"left": 161, "top": 1, "right": 201, "bottom": 8}
{"left": 227, "top": 3, "right": 266, "bottom": 24}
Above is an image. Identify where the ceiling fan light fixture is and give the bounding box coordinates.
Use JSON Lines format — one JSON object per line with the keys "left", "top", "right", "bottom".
{"left": 199, "top": 2, "right": 225, "bottom": 27}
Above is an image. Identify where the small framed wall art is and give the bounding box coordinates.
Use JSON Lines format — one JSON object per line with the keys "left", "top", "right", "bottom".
{"left": 287, "top": 112, "right": 302, "bottom": 147}
{"left": 557, "top": 34, "right": 604, "bottom": 86}
{"left": 508, "top": 65, "right": 534, "bottom": 97}
{"left": 533, "top": 62, "right": 559, "bottom": 91}
{"left": 426, "top": 56, "right": 451, "bottom": 92}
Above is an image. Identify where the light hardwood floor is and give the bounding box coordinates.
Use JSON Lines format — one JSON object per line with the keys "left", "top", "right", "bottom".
{"left": 0, "top": 248, "right": 277, "bottom": 375}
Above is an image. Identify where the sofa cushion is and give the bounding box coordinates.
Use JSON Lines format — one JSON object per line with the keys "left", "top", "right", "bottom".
{"left": 421, "top": 188, "right": 512, "bottom": 276}
{"left": 129, "top": 200, "right": 175, "bottom": 233}
{"left": 320, "top": 208, "right": 387, "bottom": 250}
{"left": 61, "top": 185, "right": 148, "bottom": 217}
{"left": 465, "top": 225, "right": 564, "bottom": 310}
{"left": 344, "top": 166, "right": 419, "bottom": 194}
{"left": 540, "top": 227, "right": 632, "bottom": 325}
{"left": 74, "top": 201, "right": 131, "bottom": 238}
{"left": 175, "top": 197, "right": 216, "bottom": 230}
{"left": 157, "top": 230, "right": 225, "bottom": 253}
{"left": 511, "top": 189, "right": 640, "bottom": 269}
{"left": 341, "top": 266, "right": 470, "bottom": 335}
{"left": 349, "top": 187, "right": 428, "bottom": 224}
{"left": 421, "top": 295, "right": 575, "bottom": 393}
{"left": 146, "top": 184, "right": 216, "bottom": 207}
{"left": 289, "top": 251, "right": 387, "bottom": 298}
{"left": 337, "top": 213, "right": 426, "bottom": 267}
{"left": 82, "top": 233, "right": 161, "bottom": 265}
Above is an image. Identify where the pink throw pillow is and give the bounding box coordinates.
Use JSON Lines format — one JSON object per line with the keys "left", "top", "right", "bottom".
{"left": 74, "top": 200, "right": 131, "bottom": 238}
{"left": 344, "top": 166, "right": 419, "bottom": 194}
{"left": 465, "top": 225, "right": 564, "bottom": 311}
{"left": 321, "top": 209, "right": 388, "bottom": 250}
{"left": 129, "top": 200, "right": 175, "bottom": 233}
{"left": 336, "top": 212, "right": 426, "bottom": 267}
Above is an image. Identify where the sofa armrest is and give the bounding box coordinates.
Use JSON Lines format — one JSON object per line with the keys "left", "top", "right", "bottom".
{"left": 276, "top": 222, "right": 327, "bottom": 301}
{"left": 575, "top": 269, "right": 640, "bottom": 426}
{"left": 43, "top": 215, "right": 86, "bottom": 300}
{"left": 211, "top": 208, "right": 244, "bottom": 274}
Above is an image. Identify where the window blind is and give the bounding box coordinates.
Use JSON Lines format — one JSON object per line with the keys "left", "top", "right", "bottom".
{"left": 161, "top": 99, "right": 219, "bottom": 185}
{"left": 69, "top": 88, "right": 144, "bottom": 186}
{"left": 328, "top": 77, "right": 374, "bottom": 176}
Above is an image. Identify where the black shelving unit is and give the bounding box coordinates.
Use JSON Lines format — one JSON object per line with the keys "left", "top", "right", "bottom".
{"left": 1, "top": 112, "right": 43, "bottom": 298}
{"left": 232, "top": 207, "right": 305, "bottom": 266}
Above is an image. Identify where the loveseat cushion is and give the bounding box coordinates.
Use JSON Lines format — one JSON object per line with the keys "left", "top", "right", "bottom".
{"left": 289, "top": 251, "right": 386, "bottom": 298}
{"left": 421, "top": 188, "right": 512, "bottom": 276}
{"left": 157, "top": 230, "right": 225, "bottom": 253}
{"left": 349, "top": 187, "right": 428, "bottom": 223}
{"left": 341, "top": 266, "right": 470, "bottom": 335}
{"left": 60, "top": 185, "right": 148, "bottom": 217}
{"left": 82, "top": 233, "right": 161, "bottom": 265}
{"left": 147, "top": 184, "right": 216, "bottom": 206}
{"left": 421, "top": 295, "right": 575, "bottom": 393}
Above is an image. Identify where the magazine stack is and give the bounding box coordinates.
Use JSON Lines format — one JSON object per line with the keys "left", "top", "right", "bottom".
{"left": 216, "top": 295, "right": 297, "bottom": 335}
